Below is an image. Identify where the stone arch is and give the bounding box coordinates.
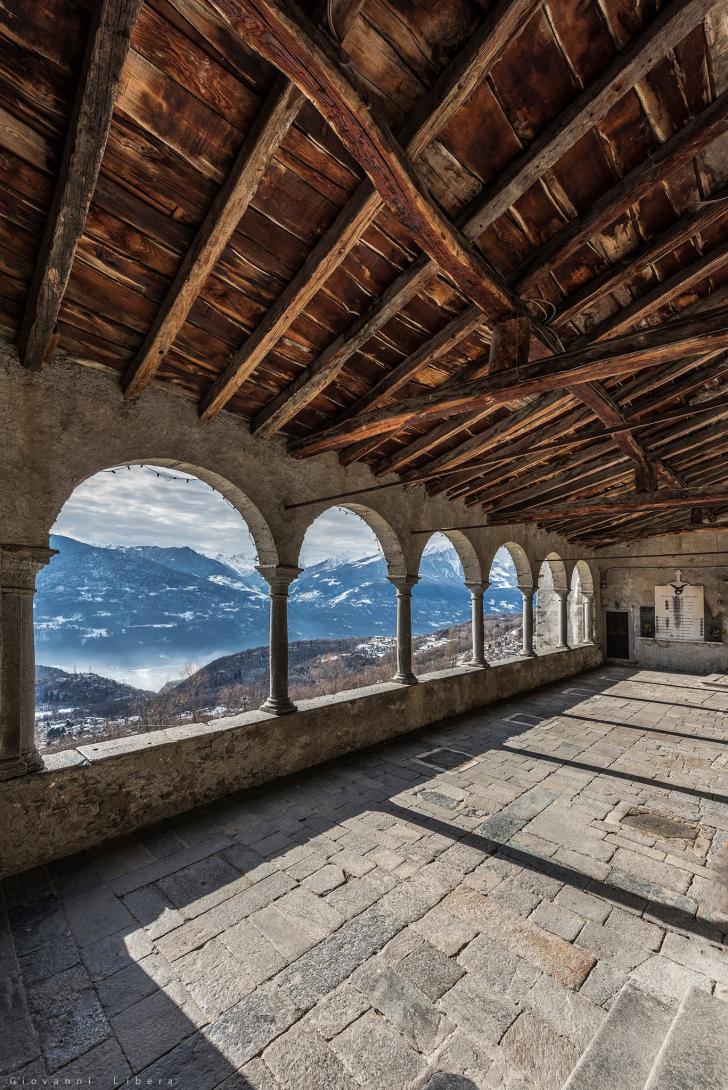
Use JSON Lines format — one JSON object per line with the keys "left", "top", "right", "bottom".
{"left": 571, "top": 559, "right": 595, "bottom": 595}
{"left": 416, "top": 530, "right": 482, "bottom": 584}
{"left": 568, "top": 560, "right": 594, "bottom": 645}
{"left": 490, "top": 541, "right": 533, "bottom": 589}
{"left": 541, "top": 551, "right": 568, "bottom": 593}
{"left": 51, "top": 459, "right": 279, "bottom": 567}
{"left": 536, "top": 552, "right": 567, "bottom": 652}
{"left": 296, "top": 503, "right": 407, "bottom": 579}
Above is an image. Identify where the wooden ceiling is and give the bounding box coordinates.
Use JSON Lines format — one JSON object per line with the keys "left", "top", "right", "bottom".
{"left": 3, "top": 0, "right": 728, "bottom": 545}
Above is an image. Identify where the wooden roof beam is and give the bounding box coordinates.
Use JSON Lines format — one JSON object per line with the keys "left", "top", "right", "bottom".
{"left": 515, "top": 89, "right": 728, "bottom": 294}
{"left": 468, "top": 449, "right": 630, "bottom": 511}
{"left": 121, "top": 2, "right": 369, "bottom": 399}
{"left": 288, "top": 305, "right": 728, "bottom": 457}
{"left": 250, "top": 0, "right": 719, "bottom": 435}
{"left": 245, "top": 0, "right": 542, "bottom": 437}
{"left": 569, "top": 382, "right": 685, "bottom": 488}
{"left": 372, "top": 242, "right": 727, "bottom": 479}
{"left": 487, "top": 492, "right": 728, "bottom": 525}
{"left": 552, "top": 187, "right": 728, "bottom": 330}
{"left": 17, "top": 0, "right": 142, "bottom": 371}
{"left": 375, "top": 392, "right": 577, "bottom": 478}
{"left": 428, "top": 388, "right": 728, "bottom": 501}
{"left": 337, "top": 315, "right": 530, "bottom": 465}
{"left": 199, "top": 0, "right": 550, "bottom": 422}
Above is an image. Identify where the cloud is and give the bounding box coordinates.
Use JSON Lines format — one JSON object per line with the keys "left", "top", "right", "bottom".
{"left": 53, "top": 467, "right": 381, "bottom": 565}
{"left": 299, "top": 508, "right": 382, "bottom": 566}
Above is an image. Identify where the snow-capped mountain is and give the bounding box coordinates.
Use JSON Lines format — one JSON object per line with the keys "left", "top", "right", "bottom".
{"left": 35, "top": 536, "right": 518, "bottom": 686}
{"left": 214, "top": 552, "right": 259, "bottom": 579}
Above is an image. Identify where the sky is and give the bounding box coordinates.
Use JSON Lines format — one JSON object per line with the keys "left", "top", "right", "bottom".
{"left": 51, "top": 464, "right": 386, "bottom": 566}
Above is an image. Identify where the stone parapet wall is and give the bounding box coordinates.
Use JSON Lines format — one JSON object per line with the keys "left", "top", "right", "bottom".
{"left": 0, "top": 646, "right": 601, "bottom": 877}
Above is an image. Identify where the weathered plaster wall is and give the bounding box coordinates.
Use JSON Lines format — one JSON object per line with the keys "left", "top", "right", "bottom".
{"left": 597, "top": 529, "right": 728, "bottom": 672}
{"left": 0, "top": 646, "right": 602, "bottom": 877}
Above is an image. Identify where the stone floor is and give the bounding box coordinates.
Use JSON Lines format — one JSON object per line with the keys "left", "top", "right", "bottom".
{"left": 2, "top": 665, "right": 728, "bottom": 1090}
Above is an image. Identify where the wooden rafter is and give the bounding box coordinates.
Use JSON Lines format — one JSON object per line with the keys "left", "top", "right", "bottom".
{"left": 121, "top": 76, "right": 301, "bottom": 398}
{"left": 239, "top": 0, "right": 545, "bottom": 436}
{"left": 488, "top": 492, "right": 728, "bottom": 525}
{"left": 121, "top": 0, "right": 367, "bottom": 400}
{"left": 380, "top": 210, "right": 728, "bottom": 484}
{"left": 199, "top": 0, "right": 549, "bottom": 422}
{"left": 250, "top": 0, "right": 720, "bottom": 437}
{"left": 515, "top": 90, "right": 728, "bottom": 294}
{"left": 289, "top": 305, "right": 728, "bottom": 457}
{"left": 552, "top": 190, "right": 728, "bottom": 330}
{"left": 337, "top": 100, "right": 727, "bottom": 473}
{"left": 17, "top": 0, "right": 142, "bottom": 371}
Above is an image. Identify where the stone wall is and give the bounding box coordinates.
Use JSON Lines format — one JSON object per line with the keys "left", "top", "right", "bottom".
{"left": 0, "top": 646, "right": 601, "bottom": 877}
{"left": 0, "top": 344, "right": 590, "bottom": 590}
{"left": 597, "top": 529, "right": 728, "bottom": 672}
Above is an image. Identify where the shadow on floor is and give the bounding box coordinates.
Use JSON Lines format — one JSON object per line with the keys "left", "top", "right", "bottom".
{"left": 2, "top": 665, "right": 727, "bottom": 1087}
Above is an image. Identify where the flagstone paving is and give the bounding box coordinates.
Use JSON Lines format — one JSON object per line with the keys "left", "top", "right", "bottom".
{"left": 2, "top": 665, "right": 728, "bottom": 1090}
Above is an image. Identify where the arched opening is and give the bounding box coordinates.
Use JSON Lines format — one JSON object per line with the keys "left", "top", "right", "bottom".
{"left": 35, "top": 463, "right": 275, "bottom": 753}
{"left": 412, "top": 532, "right": 472, "bottom": 673}
{"left": 486, "top": 544, "right": 530, "bottom": 661}
{"left": 535, "top": 552, "right": 568, "bottom": 653}
{"left": 291, "top": 504, "right": 403, "bottom": 697}
{"left": 569, "top": 560, "right": 595, "bottom": 646}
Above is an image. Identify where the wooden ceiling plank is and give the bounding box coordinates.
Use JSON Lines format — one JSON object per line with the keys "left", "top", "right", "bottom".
{"left": 121, "top": 75, "right": 303, "bottom": 398}
{"left": 488, "top": 492, "right": 728, "bottom": 524}
{"left": 288, "top": 304, "right": 728, "bottom": 457}
{"left": 567, "top": 381, "right": 685, "bottom": 487}
{"left": 552, "top": 188, "right": 728, "bottom": 329}
{"left": 463, "top": 0, "right": 723, "bottom": 242}
{"left": 17, "top": 0, "right": 142, "bottom": 371}
{"left": 337, "top": 318, "right": 534, "bottom": 466}
{"left": 579, "top": 237, "right": 728, "bottom": 343}
{"left": 121, "top": 0, "right": 370, "bottom": 399}
{"left": 337, "top": 314, "right": 530, "bottom": 465}
{"left": 434, "top": 390, "right": 728, "bottom": 499}
{"left": 515, "top": 89, "right": 728, "bottom": 292}
{"left": 199, "top": 0, "right": 547, "bottom": 421}
{"left": 251, "top": 0, "right": 720, "bottom": 436}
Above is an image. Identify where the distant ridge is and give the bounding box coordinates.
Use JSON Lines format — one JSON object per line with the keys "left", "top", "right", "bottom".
{"left": 35, "top": 536, "right": 519, "bottom": 686}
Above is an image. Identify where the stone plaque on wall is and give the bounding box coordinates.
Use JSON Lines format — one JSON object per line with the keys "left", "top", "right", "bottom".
{"left": 654, "top": 576, "right": 704, "bottom": 641}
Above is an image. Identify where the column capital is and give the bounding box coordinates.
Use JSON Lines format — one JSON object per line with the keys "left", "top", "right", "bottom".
{"left": 387, "top": 575, "right": 419, "bottom": 593}
{"left": 517, "top": 583, "right": 534, "bottom": 596}
{"left": 1, "top": 545, "right": 56, "bottom": 591}
{"left": 465, "top": 580, "right": 490, "bottom": 596}
{"left": 256, "top": 564, "right": 301, "bottom": 593}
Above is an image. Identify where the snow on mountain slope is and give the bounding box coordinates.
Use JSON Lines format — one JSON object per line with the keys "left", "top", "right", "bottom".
{"left": 36, "top": 536, "right": 519, "bottom": 687}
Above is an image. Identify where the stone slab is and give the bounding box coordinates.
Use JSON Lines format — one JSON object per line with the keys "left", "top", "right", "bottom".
{"left": 563, "top": 982, "right": 676, "bottom": 1090}
{"left": 442, "top": 886, "right": 595, "bottom": 988}
{"left": 645, "top": 988, "right": 728, "bottom": 1090}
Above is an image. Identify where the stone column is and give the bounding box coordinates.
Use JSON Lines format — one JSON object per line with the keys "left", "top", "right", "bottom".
{"left": 466, "top": 580, "right": 489, "bottom": 667}
{"left": 519, "top": 587, "right": 536, "bottom": 658}
{"left": 555, "top": 590, "right": 569, "bottom": 650}
{"left": 0, "top": 545, "right": 54, "bottom": 781}
{"left": 257, "top": 565, "right": 300, "bottom": 715}
{"left": 389, "top": 576, "right": 418, "bottom": 684}
{"left": 583, "top": 593, "right": 594, "bottom": 645}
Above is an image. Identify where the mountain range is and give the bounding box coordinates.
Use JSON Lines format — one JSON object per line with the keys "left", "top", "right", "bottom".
{"left": 34, "top": 535, "right": 519, "bottom": 688}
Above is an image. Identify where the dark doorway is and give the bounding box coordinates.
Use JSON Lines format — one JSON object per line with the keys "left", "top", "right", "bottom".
{"left": 606, "top": 610, "right": 630, "bottom": 658}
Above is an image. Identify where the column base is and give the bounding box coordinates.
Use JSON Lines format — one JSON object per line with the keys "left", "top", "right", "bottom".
{"left": 392, "top": 673, "right": 418, "bottom": 685}
{"left": 555, "top": 642, "right": 569, "bottom": 651}
{"left": 260, "top": 697, "right": 297, "bottom": 715}
{"left": 519, "top": 650, "right": 536, "bottom": 659}
{"left": 467, "top": 659, "right": 489, "bottom": 668}
{"left": 0, "top": 749, "right": 44, "bottom": 782}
